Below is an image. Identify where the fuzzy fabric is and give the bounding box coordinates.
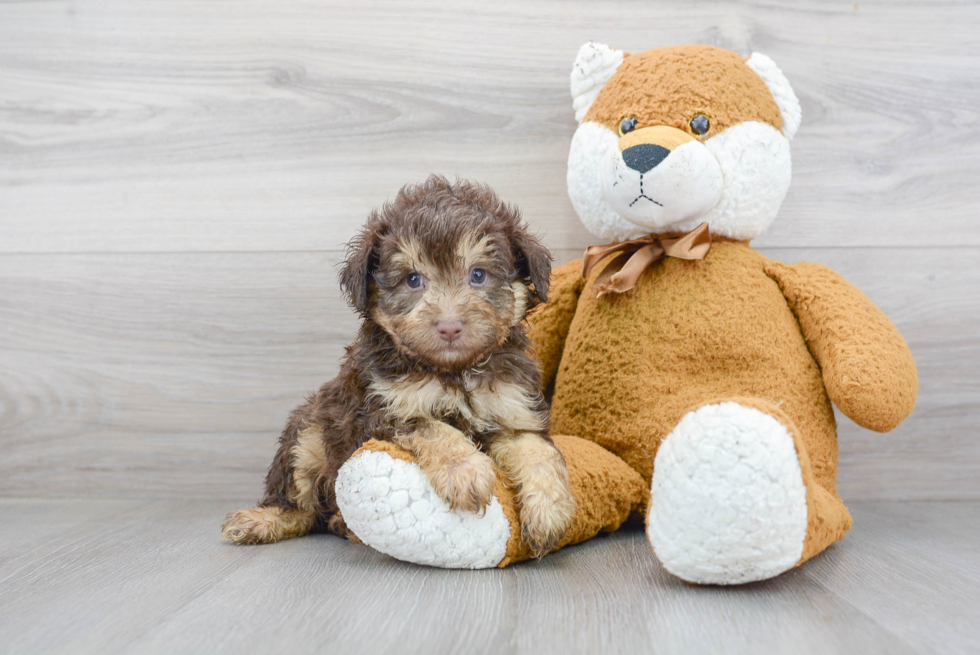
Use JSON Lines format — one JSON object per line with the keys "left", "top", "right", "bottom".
{"left": 765, "top": 261, "right": 919, "bottom": 432}
{"left": 584, "top": 45, "right": 783, "bottom": 137}
{"left": 571, "top": 42, "right": 625, "bottom": 123}
{"left": 551, "top": 46, "right": 913, "bottom": 585}
{"left": 745, "top": 53, "right": 802, "bottom": 138}
{"left": 527, "top": 239, "right": 913, "bottom": 582}
{"left": 337, "top": 436, "right": 647, "bottom": 568}
{"left": 567, "top": 45, "right": 798, "bottom": 243}
{"left": 568, "top": 119, "right": 793, "bottom": 242}
{"left": 535, "top": 244, "right": 845, "bottom": 494}
{"left": 648, "top": 400, "right": 810, "bottom": 584}
{"left": 336, "top": 440, "right": 512, "bottom": 569}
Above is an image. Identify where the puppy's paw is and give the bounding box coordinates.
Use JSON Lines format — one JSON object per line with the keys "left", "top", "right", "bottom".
{"left": 221, "top": 508, "right": 272, "bottom": 545}
{"left": 519, "top": 476, "right": 577, "bottom": 556}
{"left": 427, "top": 451, "right": 498, "bottom": 513}
{"left": 221, "top": 506, "right": 313, "bottom": 545}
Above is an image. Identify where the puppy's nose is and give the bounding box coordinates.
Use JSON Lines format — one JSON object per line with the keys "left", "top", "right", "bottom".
{"left": 622, "top": 143, "right": 671, "bottom": 173}
{"left": 436, "top": 318, "right": 464, "bottom": 342}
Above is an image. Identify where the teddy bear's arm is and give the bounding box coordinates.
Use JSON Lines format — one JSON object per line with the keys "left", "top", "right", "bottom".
{"left": 527, "top": 258, "right": 586, "bottom": 390}
{"left": 764, "top": 260, "right": 918, "bottom": 432}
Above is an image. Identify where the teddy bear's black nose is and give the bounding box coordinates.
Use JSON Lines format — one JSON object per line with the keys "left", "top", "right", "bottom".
{"left": 622, "top": 143, "right": 671, "bottom": 173}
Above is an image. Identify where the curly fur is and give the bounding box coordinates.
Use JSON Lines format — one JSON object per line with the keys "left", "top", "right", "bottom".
{"left": 222, "top": 176, "right": 569, "bottom": 548}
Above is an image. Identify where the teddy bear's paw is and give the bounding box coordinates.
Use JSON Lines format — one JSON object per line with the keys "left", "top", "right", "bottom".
{"left": 647, "top": 401, "right": 809, "bottom": 585}
{"left": 335, "top": 450, "right": 511, "bottom": 569}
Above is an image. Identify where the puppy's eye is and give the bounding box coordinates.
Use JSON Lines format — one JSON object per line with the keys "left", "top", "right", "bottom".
{"left": 690, "top": 114, "right": 710, "bottom": 136}
{"left": 469, "top": 268, "right": 488, "bottom": 286}
{"left": 618, "top": 117, "right": 638, "bottom": 136}
{"left": 405, "top": 272, "right": 424, "bottom": 289}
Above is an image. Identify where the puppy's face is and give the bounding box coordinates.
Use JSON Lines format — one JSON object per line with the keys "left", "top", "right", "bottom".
{"left": 340, "top": 177, "right": 551, "bottom": 371}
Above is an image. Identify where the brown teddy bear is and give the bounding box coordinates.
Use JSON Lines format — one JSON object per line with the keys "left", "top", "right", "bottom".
{"left": 333, "top": 43, "right": 918, "bottom": 584}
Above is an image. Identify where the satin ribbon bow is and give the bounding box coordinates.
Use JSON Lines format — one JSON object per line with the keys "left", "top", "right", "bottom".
{"left": 581, "top": 222, "right": 712, "bottom": 295}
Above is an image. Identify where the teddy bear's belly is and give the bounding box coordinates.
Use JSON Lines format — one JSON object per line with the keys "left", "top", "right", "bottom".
{"left": 550, "top": 244, "right": 839, "bottom": 490}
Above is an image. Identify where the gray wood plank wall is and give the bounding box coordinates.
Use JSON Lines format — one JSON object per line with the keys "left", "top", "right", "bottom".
{"left": 2, "top": 0, "right": 978, "bottom": 502}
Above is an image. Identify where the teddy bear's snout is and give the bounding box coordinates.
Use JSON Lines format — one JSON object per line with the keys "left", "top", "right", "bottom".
{"left": 622, "top": 144, "right": 671, "bottom": 173}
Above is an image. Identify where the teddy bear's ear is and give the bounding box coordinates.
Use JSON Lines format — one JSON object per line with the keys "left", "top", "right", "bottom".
{"left": 746, "top": 53, "right": 802, "bottom": 140}
{"left": 571, "top": 42, "right": 625, "bottom": 123}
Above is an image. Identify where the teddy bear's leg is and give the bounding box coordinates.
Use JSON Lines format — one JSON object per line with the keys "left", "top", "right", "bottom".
{"left": 335, "top": 435, "right": 647, "bottom": 568}
{"left": 647, "top": 398, "right": 852, "bottom": 585}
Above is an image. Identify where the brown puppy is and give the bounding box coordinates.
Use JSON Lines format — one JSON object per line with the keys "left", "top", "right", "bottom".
{"left": 222, "top": 176, "right": 576, "bottom": 555}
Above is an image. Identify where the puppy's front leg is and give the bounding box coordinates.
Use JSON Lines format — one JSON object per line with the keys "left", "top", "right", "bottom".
{"left": 489, "top": 433, "right": 576, "bottom": 556}
{"left": 394, "top": 421, "right": 497, "bottom": 513}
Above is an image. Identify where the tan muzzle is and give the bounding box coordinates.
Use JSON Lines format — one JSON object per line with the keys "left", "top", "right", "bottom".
{"left": 618, "top": 126, "right": 696, "bottom": 173}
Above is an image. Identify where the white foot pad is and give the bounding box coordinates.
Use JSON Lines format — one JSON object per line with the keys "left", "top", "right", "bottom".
{"left": 335, "top": 450, "right": 510, "bottom": 569}
{"left": 647, "top": 402, "right": 808, "bottom": 584}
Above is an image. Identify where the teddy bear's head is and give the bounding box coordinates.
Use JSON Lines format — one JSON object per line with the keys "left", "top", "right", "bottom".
{"left": 568, "top": 43, "right": 801, "bottom": 243}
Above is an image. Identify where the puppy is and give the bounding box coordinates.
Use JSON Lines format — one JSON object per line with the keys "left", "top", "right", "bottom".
{"left": 222, "top": 175, "right": 576, "bottom": 555}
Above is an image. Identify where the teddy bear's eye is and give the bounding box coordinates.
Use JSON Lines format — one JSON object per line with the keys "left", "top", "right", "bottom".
{"left": 690, "top": 114, "right": 710, "bottom": 136}
{"left": 618, "top": 117, "right": 638, "bottom": 136}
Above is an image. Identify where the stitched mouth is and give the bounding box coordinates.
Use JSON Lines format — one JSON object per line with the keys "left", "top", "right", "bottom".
{"left": 628, "top": 172, "right": 663, "bottom": 208}
{"left": 629, "top": 194, "right": 662, "bottom": 207}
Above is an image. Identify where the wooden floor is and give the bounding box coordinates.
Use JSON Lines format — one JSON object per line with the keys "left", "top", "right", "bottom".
{"left": 1, "top": 500, "right": 977, "bottom": 654}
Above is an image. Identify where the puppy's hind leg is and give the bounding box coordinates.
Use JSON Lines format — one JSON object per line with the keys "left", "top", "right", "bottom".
{"left": 222, "top": 423, "right": 327, "bottom": 545}
{"left": 222, "top": 505, "right": 316, "bottom": 545}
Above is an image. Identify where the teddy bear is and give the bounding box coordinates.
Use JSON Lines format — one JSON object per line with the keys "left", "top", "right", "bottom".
{"left": 332, "top": 43, "right": 919, "bottom": 584}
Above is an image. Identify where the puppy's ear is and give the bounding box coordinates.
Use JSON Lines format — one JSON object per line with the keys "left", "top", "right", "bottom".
{"left": 510, "top": 226, "right": 553, "bottom": 303}
{"left": 339, "top": 219, "right": 382, "bottom": 316}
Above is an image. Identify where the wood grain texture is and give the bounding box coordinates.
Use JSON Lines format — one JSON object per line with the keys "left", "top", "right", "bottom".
{"left": 0, "top": 0, "right": 978, "bottom": 503}
{"left": 0, "top": 499, "right": 977, "bottom": 654}
{"left": 0, "top": 247, "right": 977, "bottom": 500}
{"left": 803, "top": 502, "right": 980, "bottom": 655}
{"left": 1, "top": 0, "right": 979, "bottom": 253}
